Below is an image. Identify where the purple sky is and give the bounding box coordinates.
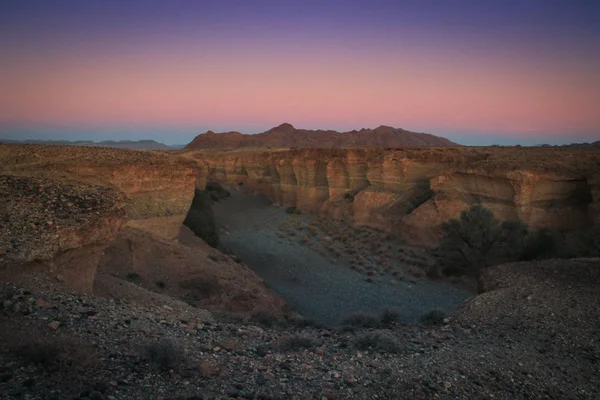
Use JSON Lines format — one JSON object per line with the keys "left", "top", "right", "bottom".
{"left": 1, "top": 0, "right": 599, "bottom": 145}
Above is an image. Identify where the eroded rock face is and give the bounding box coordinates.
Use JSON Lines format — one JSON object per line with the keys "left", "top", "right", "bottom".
{"left": 0, "top": 144, "right": 197, "bottom": 240}
{"left": 98, "top": 227, "right": 291, "bottom": 317}
{"left": 0, "top": 175, "right": 125, "bottom": 292}
{"left": 0, "top": 145, "right": 197, "bottom": 292}
{"left": 191, "top": 147, "right": 600, "bottom": 245}
{"left": 1, "top": 145, "right": 290, "bottom": 316}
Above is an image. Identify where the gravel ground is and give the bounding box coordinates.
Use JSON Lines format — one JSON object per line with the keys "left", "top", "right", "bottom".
{"left": 1, "top": 257, "right": 598, "bottom": 399}
{"left": 212, "top": 190, "right": 472, "bottom": 326}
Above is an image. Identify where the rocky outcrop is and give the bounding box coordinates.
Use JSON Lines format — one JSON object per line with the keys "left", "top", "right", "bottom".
{"left": 0, "top": 175, "right": 125, "bottom": 292}
{"left": 0, "top": 144, "right": 197, "bottom": 240}
{"left": 0, "top": 144, "right": 290, "bottom": 316}
{"left": 191, "top": 147, "right": 600, "bottom": 245}
{"left": 184, "top": 123, "right": 458, "bottom": 150}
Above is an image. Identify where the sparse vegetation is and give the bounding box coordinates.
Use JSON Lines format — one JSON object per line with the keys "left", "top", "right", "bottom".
{"left": 341, "top": 312, "right": 380, "bottom": 329}
{"left": 436, "top": 205, "right": 528, "bottom": 276}
{"left": 14, "top": 338, "right": 97, "bottom": 370}
{"left": 178, "top": 275, "right": 221, "bottom": 299}
{"left": 354, "top": 331, "right": 402, "bottom": 353}
{"left": 142, "top": 339, "right": 185, "bottom": 371}
{"left": 155, "top": 280, "right": 167, "bottom": 289}
{"left": 421, "top": 309, "right": 446, "bottom": 325}
{"left": 343, "top": 192, "right": 355, "bottom": 203}
{"left": 379, "top": 308, "right": 400, "bottom": 326}
{"left": 279, "top": 335, "right": 318, "bottom": 352}
{"left": 126, "top": 272, "right": 141, "bottom": 282}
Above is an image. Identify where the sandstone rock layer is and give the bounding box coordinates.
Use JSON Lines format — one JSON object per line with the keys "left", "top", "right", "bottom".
{"left": 189, "top": 147, "right": 600, "bottom": 245}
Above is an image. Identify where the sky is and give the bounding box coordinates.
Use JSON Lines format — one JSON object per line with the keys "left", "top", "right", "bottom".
{"left": 1, "top": 0, "right": 599, "bottom": 145}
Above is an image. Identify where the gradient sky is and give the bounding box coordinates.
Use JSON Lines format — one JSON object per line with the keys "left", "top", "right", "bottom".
{"left": 1, "top": 0, "right": 599, "bottom": 145}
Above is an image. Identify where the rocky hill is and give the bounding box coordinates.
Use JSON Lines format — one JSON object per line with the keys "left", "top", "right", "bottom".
{"left": 184, "top": 123, "right": 458, "bottom": 150}
{"left": 188, "top": 146, "right": 600, "bottom": 245}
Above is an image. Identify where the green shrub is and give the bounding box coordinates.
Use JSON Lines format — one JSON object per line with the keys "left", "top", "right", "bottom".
{"left": 522, "top": 228, "right": 563, "bottom": 260}
{"left": 437, "top": 205, "right": 528, "bottom": 276}
{"left": 343, "top": 193, "right": 355, "bottom": 203}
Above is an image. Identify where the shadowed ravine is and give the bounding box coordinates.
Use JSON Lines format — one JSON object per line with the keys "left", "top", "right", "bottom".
{"left": 212, "top": 189, "right": 472, "bottom": 326}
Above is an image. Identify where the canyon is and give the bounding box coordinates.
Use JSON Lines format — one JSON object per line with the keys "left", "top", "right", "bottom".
{"left": 0, "top": 144, "right": 288, "bottom": 317}
{"left": 188, "top": 146, "right": 600, "bottom": 245}
{"left": 1, "top": 142, "right": 599, "bottom": 399}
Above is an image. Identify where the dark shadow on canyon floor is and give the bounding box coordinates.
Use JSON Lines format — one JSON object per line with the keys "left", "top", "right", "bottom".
{"left": 212, "top": 189, "right": 473, "bottom": 326}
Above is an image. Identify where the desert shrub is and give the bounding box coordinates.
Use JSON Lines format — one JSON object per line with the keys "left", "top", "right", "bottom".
{"left": 287, "top": 316, "right": 324, "bottom": 329}
{"left": 285, "top": 206, "right": 301, "bottom": 214}
{"left": 379, "top": 308, "right": 400, "bottom": 326}
{"left": 250, "top": 312, "right": 279, "bottom": 327}
{"left": 183, "top": 189, "right": 219, "bottom": 247}
{"left": 522, "top": 228, "right": 563, "bottom": 260}
{"left": 14, "top": 338, "right": 97, "bottom": 370}
{"left": 341, "top": 313, "right": 380, "bottom": 329}
{"left": 126, "top": 272, "right": 141, "bottom": 282}
{"left": 565, "top": 226, "right": 600, "bottom": 258}
{"left": 354, "top": 332, "right": 402, "bottom": 353}
{"left": 436, "top": 205, "right": 528, "bottom": 276}
{"left": 343, "top": 193, "right": 355, "bottom": 203}
{"left": 142, "top": 339, "right": 185, "bottom": 371}
{"left": 279, "top": 335, "right": 318, "bottom": 352}
{"left": 421, "top": 309, "right": 446, "bottom": 325}
{"left": 155, "top": 281, "right": 167, "bottom": 289}
{"left": 179, "top": 275, "right": 221, "bottom": 299}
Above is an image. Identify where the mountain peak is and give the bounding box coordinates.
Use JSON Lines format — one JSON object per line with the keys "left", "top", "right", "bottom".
{"left": 270, "top": 123, "right": 296, "bottom": 132}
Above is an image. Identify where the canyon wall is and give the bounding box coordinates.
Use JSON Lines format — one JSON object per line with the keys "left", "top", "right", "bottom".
{"left": 191, "top": 147, "right": 600, "bottom": 245}
{"left": 0, "top": 144, "right": 290, "bottom": 317}
{"left": 0, "top": 144, "right": 197, "bottom": 292}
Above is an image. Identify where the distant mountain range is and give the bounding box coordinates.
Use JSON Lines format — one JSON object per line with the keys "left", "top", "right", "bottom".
{"left": 0, "top": 139, "right": 174, "bottom": 150}
{"left": 184, "top": 123, "right": 459, "bottom": 150}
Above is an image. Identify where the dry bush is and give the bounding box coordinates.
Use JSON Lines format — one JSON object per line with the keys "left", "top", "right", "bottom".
{"left": 14, "top": 337, "right": 98, "bottom": 370}
{"left": 179, "top": 275, "right": 222, "bottom": 299}
{"left": 341, "top": 313, "right": 380, "bottom": 330}
{"left": 142, "top": 339, "right": 185, "bottom": 371}
{"left": 421, "top": 309, "right": 446, "bottom": 325}
{"left": 279, "top": 335, "right": 319, "bottom": 352}
{"left": 354, "top": 332, "right": 402, "bottom": 353}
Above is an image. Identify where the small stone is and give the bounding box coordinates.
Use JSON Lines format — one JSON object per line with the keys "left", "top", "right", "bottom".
{"left": 35, "top": 298, "right": 53, "bottom": 309}
{"left": 48, "top": 320, "right": 61, "bottom": 330}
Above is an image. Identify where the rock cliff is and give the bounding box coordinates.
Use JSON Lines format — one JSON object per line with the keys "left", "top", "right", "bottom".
{"left": 189, "top": 147, "right": 600, "bottom": 245}
{"left": 0, "top": 144, "right": 290, "bottom": 317}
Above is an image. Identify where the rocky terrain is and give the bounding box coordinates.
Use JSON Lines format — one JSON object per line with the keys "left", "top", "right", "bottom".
{"left": 188, "top": 146, "right": 600, "bottom": 245}
{"left": 1, "top": 142, "right": 599, "bottom": 399}
{"left": 0, "top": 139, "right": 174, "bottom": 151}
{"left": 0, "top": 144, "right": 288, "bottom": 317}
{"left": 1, "top": 258, "right": 598, "bottom": 399}
{"left": 184, "top": 123, "right": 458, "bottom": 151}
